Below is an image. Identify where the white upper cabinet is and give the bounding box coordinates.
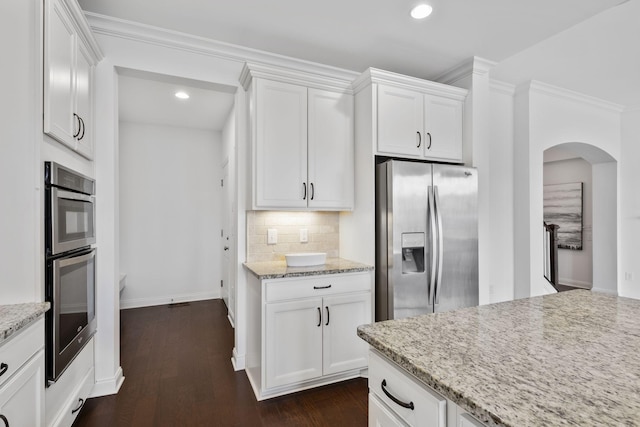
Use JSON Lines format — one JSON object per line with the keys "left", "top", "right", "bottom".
{"left": 307, "top": 88, "right": 354, "bottom": 209}
{"left": 355, "top": 68, "right": 467, "bottom": 163}
{"left": 241, "top": 63, "right": 355, "bottom": 211}
{"left": 44, "top": 0, "right": 102, "bottom": 160}
{"left": 255, "top": 79, "right": 308, "bottom": 209}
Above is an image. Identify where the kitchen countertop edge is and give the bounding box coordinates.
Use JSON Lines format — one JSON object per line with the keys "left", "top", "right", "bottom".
{"left": 243, "top": 258, "right": 373, "bottom": 280}
{"left": 0, "top": 302, "right": 51, "bottom": 345}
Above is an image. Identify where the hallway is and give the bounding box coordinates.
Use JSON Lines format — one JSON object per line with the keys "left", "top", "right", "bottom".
{"left": 73, "top": 299, "right": 368, "bottom": 426}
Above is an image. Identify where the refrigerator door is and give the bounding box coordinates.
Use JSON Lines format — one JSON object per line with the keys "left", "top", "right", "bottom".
{"left": 432, "top": 164, "right": 478, "bottom": 313}
{"left": 376, "top": 160, "right": 433, "bottom": 320}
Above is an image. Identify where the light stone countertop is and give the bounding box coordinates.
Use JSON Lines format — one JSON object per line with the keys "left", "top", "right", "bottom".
{"left": 0, "top": 302, "right": 50, "bottom": 345}
{"left": 243, "top": 257, "right": 373, "bottom": 280}
{"left": 357, "top": 290, "right": 640, "bottom": 427}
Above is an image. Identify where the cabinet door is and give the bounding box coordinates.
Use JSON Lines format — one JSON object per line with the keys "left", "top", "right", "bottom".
{"left": 44, "top": 0, "right": 76, "bottom": 149}
{"left": 307, "top": 89, "right": 354, "bottom": 210}
{"left": 376, "top": 85, "right": 423, "bottom": 157}
{"left": 74, "top": 41, "right": 95, "bottom": 160}
{"left": 369, "top": 393, "right": 407, "bottom": 427}
{"left": 322, "top": 292, "right": 371, "bottom": 375}
{"left": 254, "top": 79, "right": 308, "bottom": 208}
{"left": 423, "top": 95, "right": 463, "bottom": 162}
{"left": 0, "top": 350, "right": 44, "bottom": 427}
{"left": 265, "top": 298, "right": 323, "bottom": 389}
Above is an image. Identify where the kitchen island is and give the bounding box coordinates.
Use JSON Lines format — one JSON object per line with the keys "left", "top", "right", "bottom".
{"left": 357, "top": 290, "right": 640, "bottom": 426}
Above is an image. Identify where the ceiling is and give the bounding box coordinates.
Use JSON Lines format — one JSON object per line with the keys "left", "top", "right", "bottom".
{"left": 117, "top": 69, "right": 236, "bottom": 131}
{"left": 83, "top": 0, "right": 639, "bottom": 111}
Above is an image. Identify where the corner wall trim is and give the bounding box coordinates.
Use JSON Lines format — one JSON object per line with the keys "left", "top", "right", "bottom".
{"left": 90, "top": 367, "right": 125, "bottom": 397}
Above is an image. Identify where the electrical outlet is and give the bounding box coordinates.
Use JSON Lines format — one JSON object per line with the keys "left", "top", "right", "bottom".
{"left": 267, "top": 228, "right": 277, "bottom": 245}
{"left": 300, "top": 228, "right": 308, "bottom": 243}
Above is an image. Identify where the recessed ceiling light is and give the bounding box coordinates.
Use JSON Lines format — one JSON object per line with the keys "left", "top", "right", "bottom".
{"left": 410, "top": 4, "right": 433, "bottom": 19}
{"left": 175, "top": 91, "right": 190, "bottom": 99}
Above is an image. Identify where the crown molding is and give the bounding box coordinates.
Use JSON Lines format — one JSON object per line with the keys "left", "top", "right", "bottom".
{"left": 239, "top": 62, "right": 354, "bottom": 93}
{"left": 527, "top": 80, "right": 625, "bottom": 113}
{"left": 63, "top": 1, "right": 103, "bottom": 61}
{"left": 624, "top": 104, "right": 640, "bottom": 113}
{"left": 84, "top": 12, "right": 358, "bottom": 85}
{"left": 352, "top": 67, "right": 467, "bottom": 100}
{"left": 435, "top": 56, "right": 497, "bottom": 86}
{"left": 490, "top": 79, "right": 516, "bottom": 96}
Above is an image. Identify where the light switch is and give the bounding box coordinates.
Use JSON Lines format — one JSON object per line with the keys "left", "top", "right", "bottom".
{"left": 300, "top": 229, "right": 308, "bottom": 243}
{"left": 267, "top": 228, "right": 277, "bottom": 245}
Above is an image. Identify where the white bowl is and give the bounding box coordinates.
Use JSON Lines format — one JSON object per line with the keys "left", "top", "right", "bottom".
{"left": 285, "top": 252, "right": 327, "bottom": 267}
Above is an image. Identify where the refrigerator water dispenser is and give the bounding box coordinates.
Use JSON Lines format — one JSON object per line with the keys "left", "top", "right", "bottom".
{"left": 401, "top": 232, "right": 425, "bottom": 273}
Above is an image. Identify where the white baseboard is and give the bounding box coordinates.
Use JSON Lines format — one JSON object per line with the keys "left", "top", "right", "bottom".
{"left": 120, "top": 291, "right": 219, "bottom": 310}
{"left": 227, "top": 313, "right": 235, "bottom": 328}
{"left": 591, "top": 286, "right": 618, "bottom": 295}
{"left": 90, "top": 367, "right": 124, "bottom": 397}
{"left": 558, "top": 277, "right": 592, "bottom": 289}
{"left": 231, "top": 347, "right": 245, "bottom": 371}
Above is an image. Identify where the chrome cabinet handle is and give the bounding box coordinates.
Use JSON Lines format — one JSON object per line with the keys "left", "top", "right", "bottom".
{"left": 417, "top": 131, "right": 421, "bottom": 148}
{"left": 303, "top": 182, "right": 307, "bottom": 200}
{"left": 0, "top": 363, "right": 7, "bottom": 377}
{"left": 310, "top": 183, "right": 315, "bottom": 200}
{"left": 325, "top": 306, "right": 330, "bottom": 326}
{"left": 426, "top": 132, "right": 432, "bottom": 149}
{"left": 381, "top": 379, "right": 414, "bottom": 410}
{"left": 71, "top": 398, "right": 85, "bottom": 414}
{"left": 317, "top": 307, "right": 321, "bottom": 327}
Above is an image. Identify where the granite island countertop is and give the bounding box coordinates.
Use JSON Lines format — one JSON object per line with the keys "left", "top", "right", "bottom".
{"left": 0, "top": 302, "right": 50, "bottom": 345}
{"left": 243, "top": 257, "right": 373, "bottom": 280}
{"left": 357, "top": 290, "right": 640, "bottom": 427}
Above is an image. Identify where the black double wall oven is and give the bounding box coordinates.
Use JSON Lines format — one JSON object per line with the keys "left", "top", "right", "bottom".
{"left": 44, "top": 161, "right": 97, "bottom": 385}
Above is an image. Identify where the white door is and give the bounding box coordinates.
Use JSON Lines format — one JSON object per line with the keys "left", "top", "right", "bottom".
{"left": 322, "top": 292, "right": 371, "bottom": 375}
{"left": 265, "top": 298, "right": 323, "bottom": 388}
{"left": 220, "top": 161, "right": 230, "bottom": 310}
{"left": 376, "top": 84, "right": 424, "bottom": 157}
{"left": 255, "top": 79, "right": 308, "bottom": 208}
{"left": 307, "top": 89, "right": 354, "bottom": 210}
{"left": 423, "top": 95, "right": 463, "bottom": 162}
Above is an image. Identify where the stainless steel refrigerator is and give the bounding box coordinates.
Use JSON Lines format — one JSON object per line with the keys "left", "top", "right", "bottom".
{"left": 376, "top": 159, "right": 478, "bottom": 320}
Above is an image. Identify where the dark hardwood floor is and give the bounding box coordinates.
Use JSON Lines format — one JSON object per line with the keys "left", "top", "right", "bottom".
{"left": 73, "top": 299, "right": 368, "bottom": 427}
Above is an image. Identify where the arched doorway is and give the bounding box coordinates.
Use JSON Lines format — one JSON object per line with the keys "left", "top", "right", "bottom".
{"left": 543, "top": 142, "right": 617, "bottom": 295}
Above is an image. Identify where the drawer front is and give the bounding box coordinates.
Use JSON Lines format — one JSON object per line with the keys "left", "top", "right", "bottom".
{"left": 369, "top": 393, "right": 409, "bottom": 427}
{"left": 59, "top": 366, "right": 94, "bottom": 427}
{"left": 0, "top": 318, "right": 44, "bottom": 388}
{"left": 369, "top": 350, "right": 446, "bottom": 427}
{"left": 265, "top": 272, "right": 370, "bottom": 302}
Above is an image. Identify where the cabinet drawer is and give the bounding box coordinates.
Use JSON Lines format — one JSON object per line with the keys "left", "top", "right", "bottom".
{"left": 59, "top": 365, "right": 94, "bottom": 427}
{"left": 369, "top": 350, "right": 446, "bottom": 427}
{"left": 264, "top": 272, "right": 370, "bottom": 302}
{"left": 0, "top": 318, "right": 44, "bottom": 388}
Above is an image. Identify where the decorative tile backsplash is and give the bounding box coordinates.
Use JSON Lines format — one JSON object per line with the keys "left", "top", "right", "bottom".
{"left": 246, "top": 211, "right": 339, "bottom": 262}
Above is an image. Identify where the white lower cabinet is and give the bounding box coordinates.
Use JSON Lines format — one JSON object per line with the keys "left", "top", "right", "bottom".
{"left": 369, "top": 350, "right": 487, "bottom": 427}
{"left": 0, "top": 319, "right": 45, "bottom": 427}
{"left": 246, "top": 271, "right": 372, "bottom": 400}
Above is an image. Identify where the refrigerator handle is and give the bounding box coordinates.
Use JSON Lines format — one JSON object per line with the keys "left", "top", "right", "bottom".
{"left": 434, "top": 186, "right": 444, "bottom": 305}
{"left": 428, "top": 186, "right": 437, "bottom": 307}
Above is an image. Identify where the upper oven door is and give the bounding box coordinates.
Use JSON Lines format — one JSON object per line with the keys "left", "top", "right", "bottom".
{"left": 50, "top": 187, "right": 95, "bottom": 255}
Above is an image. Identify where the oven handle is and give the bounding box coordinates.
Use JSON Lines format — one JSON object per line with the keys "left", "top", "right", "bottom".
{"left": 55, "top": 188, "right": 94, "bottom": 203}
{"left": 56, "top": 249, "right": 96, "bottom": 268}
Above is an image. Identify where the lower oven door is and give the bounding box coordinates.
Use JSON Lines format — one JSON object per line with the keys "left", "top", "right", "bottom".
{"left": 46, "top": 248, "right": 97, "bottom": 383}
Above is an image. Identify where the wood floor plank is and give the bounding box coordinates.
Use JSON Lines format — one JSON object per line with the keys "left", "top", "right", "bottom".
{"left": 72, "top": 299, "right": 368, "bottom": 427}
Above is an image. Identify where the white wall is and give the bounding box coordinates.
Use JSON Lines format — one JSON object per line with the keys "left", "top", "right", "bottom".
{"left": 0, "top": 0, "right": 41, "bottom": 304}
{"left": 620, "top": 108, "right": 640, "bottom": 299}
{"left": 543, "top": 157, "right": 593, "bottom": 288}
{"left": 514, "top": 81, "right": 621, "bottom": 297}
{"left": 118, "top": 122, "right": 222, "bottom": 308}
